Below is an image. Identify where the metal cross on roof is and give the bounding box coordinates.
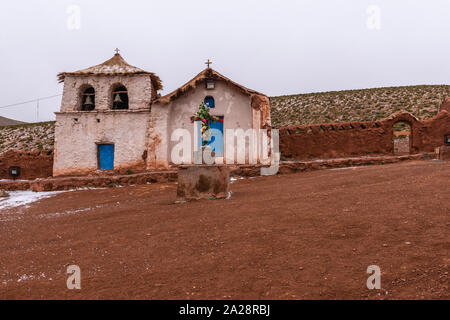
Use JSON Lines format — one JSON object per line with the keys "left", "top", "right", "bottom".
{"left": 205, "top": 59, "right": 212, "bottom": 68}
{"left": 115, "top": 48, "right": 120, "bottom": 54}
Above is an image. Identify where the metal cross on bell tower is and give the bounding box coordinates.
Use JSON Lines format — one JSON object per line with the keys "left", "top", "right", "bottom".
{"left": 205, "top": 59, "right": 212, "bottom": 69}
{"left": 115, "top": 48, "right": 120, "bottom": 54}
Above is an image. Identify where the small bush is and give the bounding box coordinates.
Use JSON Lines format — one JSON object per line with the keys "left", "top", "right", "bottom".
{"left": 1, "top": 190, "right": 10, "bottom": 198}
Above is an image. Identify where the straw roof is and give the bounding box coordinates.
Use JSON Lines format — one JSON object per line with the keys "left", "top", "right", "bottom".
{"left": 57, "top": 53, "right": 162, "bottom": 91}
{"left": 153, "top": 68, "right": 264, "bottom": 104}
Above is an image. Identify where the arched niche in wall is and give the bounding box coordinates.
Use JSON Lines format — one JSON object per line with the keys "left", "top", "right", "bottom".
{"left": 111, "top": 84, "right": 129, "bottom": 110}
{"left": 79, "top": 85, "right": 95, "bottom": 111}
{"left": 204, "top": 96, "right": 215, "bottom": 108}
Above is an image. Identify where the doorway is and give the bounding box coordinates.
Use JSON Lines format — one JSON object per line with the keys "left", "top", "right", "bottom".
{"left": 197, "top": 116, "right": 224, "bottom": 156}
{"left": 393, "top": 122, "right": 411, "bottom": 155}
{"left": 98, "top": 144, "right": 114, "bottom": 170}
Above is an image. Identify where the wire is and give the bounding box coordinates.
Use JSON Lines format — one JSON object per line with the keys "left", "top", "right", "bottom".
{"left": 0, "top": 94, "right": 62, "bottom": 109}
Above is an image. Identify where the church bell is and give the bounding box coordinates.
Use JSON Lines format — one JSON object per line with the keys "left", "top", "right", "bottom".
{"left": 84, "top": 95, "right": 93, "bottom": 106}
{"left": 114, "top": 93, "right": 123, "bottom": 103}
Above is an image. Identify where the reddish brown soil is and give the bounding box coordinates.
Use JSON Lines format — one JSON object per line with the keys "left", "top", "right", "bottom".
{"left": 0, "top": 160, "right": 448, "bottom": 300}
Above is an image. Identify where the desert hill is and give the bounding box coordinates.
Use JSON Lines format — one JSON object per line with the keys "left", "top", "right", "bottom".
{"left": 0, "top": 121, "right": 55, "bottom": 155}
{"left": 270, "top": 85, "right": 450, "bottom": 127}
{"left": 0, "top": 116, "right": 25, "bottom": 127}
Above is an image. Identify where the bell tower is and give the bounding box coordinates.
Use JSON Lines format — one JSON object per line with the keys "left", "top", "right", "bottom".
{"left": 57, "top": 51, "right": 162, "bottom": 112}
{"left": 53, "top": 51, "right": 163, "bottom": 176}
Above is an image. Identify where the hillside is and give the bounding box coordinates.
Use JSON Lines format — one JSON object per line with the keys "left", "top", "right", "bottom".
{"left": 270, "top": 85, "right": 450, "bottom": 127}
{"left": 0, "top": 122, "right": 55, "bottom": 155}
{"left": 0, "top": 85, "right": 449, "bottom": 154}
{"left": 0, "top": 116, "right": 25, "bottom": 127}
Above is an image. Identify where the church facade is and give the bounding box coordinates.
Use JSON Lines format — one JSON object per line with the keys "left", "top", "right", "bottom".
{"left": 53, "top": 53, "right": 271, "bottom": 176}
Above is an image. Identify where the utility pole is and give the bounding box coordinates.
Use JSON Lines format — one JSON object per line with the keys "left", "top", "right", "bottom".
{"left": 36, "top": 97, "right": 39, "bottom": 122}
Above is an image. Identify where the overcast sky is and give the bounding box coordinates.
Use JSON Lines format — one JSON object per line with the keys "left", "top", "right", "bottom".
{"left": 1, "top": 0, "right": 449, "bottom": 122}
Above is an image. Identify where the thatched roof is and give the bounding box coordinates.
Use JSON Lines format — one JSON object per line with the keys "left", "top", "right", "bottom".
{"left": 57, "top": 53, "right": 162, "bottom": 91}
{"left": 153, "top": 68, "right": 264, "bottom": 104}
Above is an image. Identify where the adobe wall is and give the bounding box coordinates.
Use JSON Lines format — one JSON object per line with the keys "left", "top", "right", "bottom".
{"left": 0, "top": 149, "right": 53, "bottom": 180}
{"left": 60, "top": 74, "right": 153, "bottom": 112}
{"left": 440, "top": 97, "right": 450, "bottom": 113}
{"left": 53, "top": 111, "right": 151, "bottom": 177}
{"left": 279, "top": 110, "right": 450, "bottom": 160}
{"left": 149, "top": 80, "right": 265, "bottom": 168}
{"left": 412, "top": 111, "right": 450, "bottom": 152}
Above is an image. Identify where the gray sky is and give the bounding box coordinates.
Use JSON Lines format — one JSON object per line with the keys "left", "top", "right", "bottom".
{"left": 1, "top": 0, "right": 449, "bottom": 122}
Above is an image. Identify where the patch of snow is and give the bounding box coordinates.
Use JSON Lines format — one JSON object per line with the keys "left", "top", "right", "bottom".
{"left": 330, "top": 167, "right": 359, "bottom": 171}
{"left": 13, "top": 272, "right": 48, "bottom": 284}
{"left": 17, "top": 274, "right": 34, "bottom": 282}
{"left": 37, "top": 204, "right": 104, "bottom": 219}
{"left": 71, "top": 186, "right": 107, "bottom": 191}
{"left": 0, "top": 190, "right": 67, "bottom": 210}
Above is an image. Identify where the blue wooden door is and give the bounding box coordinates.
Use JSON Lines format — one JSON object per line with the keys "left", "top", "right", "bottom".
{"left": 209, "top": 117, "right": 224, "bottom": 156}
{"left": 197, "top": 117, "right": 224, "bottom": 156}
{"left": 98, "top": 144, "right": 114, "bottom": 170}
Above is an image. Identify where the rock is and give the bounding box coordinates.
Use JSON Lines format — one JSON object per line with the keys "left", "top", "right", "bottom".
{"left": 0, "top": 189, "right": 10, "bottom": 198}
{"left": 439, "top": 145, "right": 450, "bottom": 160}
{"left": 176, "top": 165, "right": 230, "bottom": 202}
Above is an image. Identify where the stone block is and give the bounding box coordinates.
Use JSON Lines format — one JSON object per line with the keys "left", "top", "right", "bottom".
{"left": 440, "top": 145, "right": 450, "bottom": 160}
{"left": 176, "top": 165, "right": 230, "bottom": 202}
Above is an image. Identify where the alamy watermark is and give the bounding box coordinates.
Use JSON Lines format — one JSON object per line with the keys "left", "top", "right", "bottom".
{"left": 366, "top": 5, "right": 381, "bottom": 30}
{"left": 366, "top": 265, "right": 381, "bottom": 290}
{"left": 170, "top": 128, "right": 280, "bottom": 175}
{"left": 66, "top": 5, "right": 81, "bottom": 30}
{"left": 66, "top": 265, "right": 81, "bottom": 290}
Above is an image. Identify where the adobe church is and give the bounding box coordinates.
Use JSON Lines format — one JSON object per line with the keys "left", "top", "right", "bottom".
{"left": 53, "top": 52, "right": 271, "bottom": 176}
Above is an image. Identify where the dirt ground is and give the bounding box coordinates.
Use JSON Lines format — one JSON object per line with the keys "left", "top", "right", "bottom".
{"left": 0, "top": 160, "right": 448, "bottom": 300}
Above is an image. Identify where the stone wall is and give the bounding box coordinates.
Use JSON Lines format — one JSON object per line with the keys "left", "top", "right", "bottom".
{"left": 0, "top": 170, "right": 177, "bottom": 192}
{"left": 440, "top": 146, "right": 450, "bottom": 160}
{"left": 279, "top": 110, "right": 450, "bottom": 160}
